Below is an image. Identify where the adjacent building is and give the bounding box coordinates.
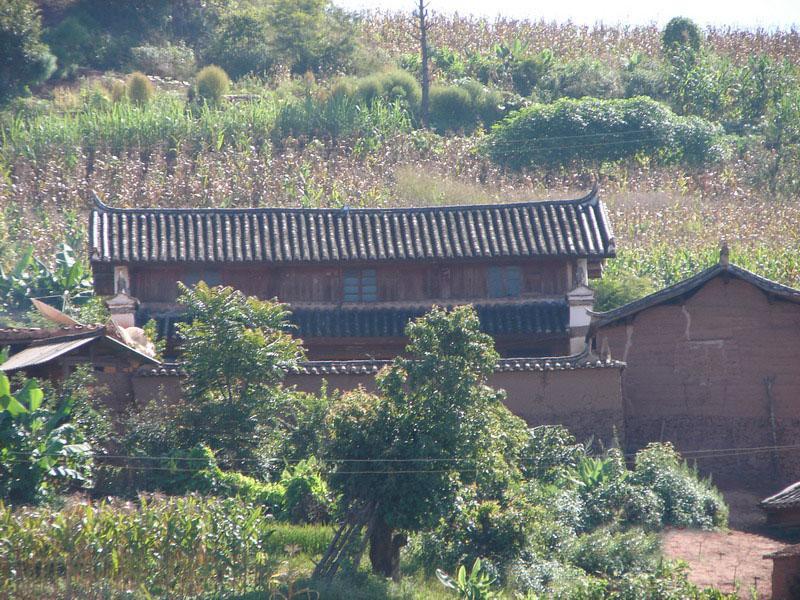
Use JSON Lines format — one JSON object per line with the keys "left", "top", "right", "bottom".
{"left": 89, "top": 188, "right": 615, "bottom": 359}
{"left": 590, "top": 252, "right": 800, "bottom": 486}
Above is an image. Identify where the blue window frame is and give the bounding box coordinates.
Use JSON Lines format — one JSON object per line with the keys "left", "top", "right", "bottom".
{"left": 343, "top": 269, "right": 377, "bottom": 302}
{"left": 488, "top": 266, "right": 522, "bottom": 298}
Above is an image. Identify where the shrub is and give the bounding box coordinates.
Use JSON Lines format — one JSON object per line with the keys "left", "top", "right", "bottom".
{"left": 195, "top": 65, "right": 230, "bottom": 105}
{"left": 125, "top": 71, "right": 154, "bottom": 105}
{"left": 459, "top": 79, "right": 507, "bottom": 129}
{"left": 662, "top": 16, "right": 703, "bottom": 55}
{"left": 130, "top": 42, "right": 196, "bottom": 80}
{"left": 0, "top": 0, "right": 56, "bottom": 103}
{"left": 537, "top": 57, "right": 623, "bottom": 100}
{"left": 352, "top": 69, "right": 422, "bottom": 112}
{"left": 568, "top": 528, "right": 660, "bottom": 579}
{"left": 510, "top": 49, "right": 554, "bottom": 96}
{"left": 267, "top": 0, "right": 356, "bottom": 75}
{"left": 204, "top": 8, "right": 274, "bottom": 79}
{"left": 108, "top": 79, "right": 126, "bottom": 102}
{"left": 632, "top": 443, "right": 728, "bottom": 528}
{"left": 592, "top": 271, "right": 656, "bottom": 311}
{"left": 485, "top": 96, "right": 725, "bottom": 169}
{"left": 429, "top": 84, "right": 476, "bottom": 133}
{"left": 623, "top": 54, "right": 668, "bottom": 99}
{"left": 43, "top": 15, "right": 97, "bottom": 78}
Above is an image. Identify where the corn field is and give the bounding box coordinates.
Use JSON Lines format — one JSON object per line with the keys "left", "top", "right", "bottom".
{"left": 0, "top": 494, "right": 277, "bottom": 599}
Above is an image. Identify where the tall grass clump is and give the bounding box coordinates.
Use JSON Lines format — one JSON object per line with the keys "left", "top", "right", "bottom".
{"left": 125, "top": 71, "right": 155, "bottom": 106}
{"left": 195, "top": 65, "right": 231, "bottom": 105}
{"left": 0, "top": 495, "right": 277, "bottom": 599}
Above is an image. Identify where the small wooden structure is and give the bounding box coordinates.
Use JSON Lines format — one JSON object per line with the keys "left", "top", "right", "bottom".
{"left": 765, "top": 544, "right": 800, "bottom": 600}
{"left": 762, "top": 482, "right": 800, "bottom": 529}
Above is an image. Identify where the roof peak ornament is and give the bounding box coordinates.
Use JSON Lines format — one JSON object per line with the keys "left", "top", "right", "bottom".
{"left": 719, "top": 240, "right": 730, "bottom": 268}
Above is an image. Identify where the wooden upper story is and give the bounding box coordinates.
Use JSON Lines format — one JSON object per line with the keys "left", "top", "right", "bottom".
{"left": 90, "top": 188, "right": 614, "bottom": 305}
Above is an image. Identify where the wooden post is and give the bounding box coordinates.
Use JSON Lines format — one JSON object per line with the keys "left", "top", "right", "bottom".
{"left": 415, "top": 0, "right": 431, "bottom": 127}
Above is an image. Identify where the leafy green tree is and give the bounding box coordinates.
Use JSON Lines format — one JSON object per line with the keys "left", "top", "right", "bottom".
{"left": 0, "top": 372, "right": 93, "bottom": 504}
{"left": 204, "top": 7, "right": 274, "bottom": 79}
{"left": 0, "top": 0, "right": 56, "bottom": 103}
{"left": 317, "top": 306, "right": 513, "bottom": 579}
{"left": 175, "top": 282, "right": 304, "bottom": 466}
{"left": 662, "top": 17, "right": 702, "bottom": 56}
{"left": 267, "top": 0, "right": 356, "bottom": 75}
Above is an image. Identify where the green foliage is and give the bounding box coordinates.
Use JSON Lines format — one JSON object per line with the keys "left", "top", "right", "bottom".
{"left": 632, "top": 443, "right": 728, "bottom": 528}
{"left": 429, "top": 84, "right": 476, "bottom": 133}
{"left": 125, "top": 71, "right": 154, "bottom": 105}
{"left": 272, "top": 93, "right": 410, "bottom": 145}
{"left": 0, "top": 241, "right": 93, "bottom": 313}
{"left": 537, "top": 57, "right": 623, "bottom": 101}
{"left": 510, "top": 50, "right": 554, "bottom": 96}
{"left": 176, "top": 282, "right": 304, "bottom": 465}
{"left": 592, "top": 271, "right": 656, "bottom": 311}
{"left": 0, "top": 0, "right": 56, "bottom": 103}
{"left": 521, "top": 425, "right": 586, "bottom": 483}
{"left": 662, "top": 17, "right": 703, "bottom": 55}
{"left": 204, "top": 7, "right": 274, "bottom": 79}
{"left": 130, "top": 42, "right": 196, "bottom": 80}
{"left": 267, "top": 0, "right": 356, "bottom": 75}
{"left": 485, "top": 96, "right": 726, "bottom": 169}
{"left": 0, "top": 372, "right": 93, "bottom": 504}
{"left": 567, "top": 528, "right": 660, "bottom": 579}
{"left": 0, "top": 494, "right": 277, "bottom": 598}
{"left": 195, "top": 64, "right": 230, "bottom": 105}
{"left": 437, "top": 558, "right": 499, "bottom": 600}
{"left": 351, "top": 69, "right": 422, "bottom": 112}
{"left": 43, "top": 15, "right": 98, "bottom": 78}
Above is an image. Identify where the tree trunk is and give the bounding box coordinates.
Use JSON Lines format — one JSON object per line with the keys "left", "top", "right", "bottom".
{"left": 418, "top": 0, "right": 430, "bottom": 128}
{"left": 369, "top": 516, "right": 408, "bottom": 581}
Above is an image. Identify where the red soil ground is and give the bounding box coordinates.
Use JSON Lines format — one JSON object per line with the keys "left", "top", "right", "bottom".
{"left": 661, "top": 488, "right": 792, "bottom": 598}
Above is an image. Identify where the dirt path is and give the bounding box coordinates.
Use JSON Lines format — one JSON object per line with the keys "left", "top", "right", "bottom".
{"left": 662, "top": 528, "right": 784, "bottom": 598}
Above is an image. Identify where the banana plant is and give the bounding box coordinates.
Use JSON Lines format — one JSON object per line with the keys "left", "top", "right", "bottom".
{"left": 436, "top": 558, "right": 499, "bottom": 600}
{"left": 0, "top": 373, "right": 93, "bottom": 504}
{"left": 0, "top": 242, "right": 94, "bottom": 312}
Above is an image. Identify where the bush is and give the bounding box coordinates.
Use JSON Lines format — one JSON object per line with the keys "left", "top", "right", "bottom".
{"left": 459, "top": 79, "right": 508, "bottom": 129}
{"left": 537, "top": 57, "right": 623, "bottom": 101}
{"left": 568, "top": 528, "right": 660, "bottom": 579}
{"left": 204, "top": 8, "right": 274, "bottom": 79}
{"left": 632, "top": 443, "right": 728, "bottom": 528}
{"left": 485, "top": 96, "right": 726, "bottom": 169}
{"left": 195, "top": 65, "right": 230, "bottom": 105}
{"left": 663, "top": 16, "right": 703, "bottom": 55}
{"left": 510, "top": 50, "right": 554, "bottom": 96}
{"left": 267, "top": 0, "right": 356, "bottom": 75}
{"left": 43, "top": 15, "right": 97, "bottom": 78}
{"left": 592, "top": 272, "right": 656, "bottom": 311}
{"left": 0, "top": 0, "right": 56, "bottom": 103}
{"left": 130, "top": 42, "right": 196, "bottom": 80}
{"left": 125, "top": 71, "right": 154, "bottom": 105}
{"left": 352, "top": 69, "right": 421, "bottom": 112}
{"left": 623, "top": 54, "right": 668, "bottom": 99}
{"left": 429, "top": 84, "right": 476, "bottom": 133}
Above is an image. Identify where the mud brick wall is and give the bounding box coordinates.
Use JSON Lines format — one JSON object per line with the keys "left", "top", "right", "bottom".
{"left": 285, "top": 366, "right": 625, "bottom": 447}
{"left": 595, "top": 277, "right": 800, "bottom": 488}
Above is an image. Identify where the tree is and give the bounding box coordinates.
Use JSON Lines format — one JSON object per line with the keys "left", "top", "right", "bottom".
{"left": 267, "top": 0, "right": 356, "bottom": 75}
{"left": 0, "top": 0, "right": 55, "bottom": 103}
{"left": 175, "top": 282, "right": 304, "bottom": 466}
{"left": 315, "top": 305, "right": 508, "bottom": 580}
{"left": 662, "top": 17, "right": 702, "bottom": 56}
{"left": 414, "top": 0, "right": 431, "bottom": 127}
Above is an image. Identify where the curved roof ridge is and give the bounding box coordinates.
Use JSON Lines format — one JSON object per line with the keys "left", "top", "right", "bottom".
{"left": 591, "top": 262, "right": 800, "bottom": 329}
{"left": 91, "top": 187, "right": 599, "bottom": 215}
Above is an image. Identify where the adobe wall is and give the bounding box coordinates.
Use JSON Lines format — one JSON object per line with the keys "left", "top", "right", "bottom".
{"left": 770, "top": 554, "right": 800, "bottom": 600}
{"left": 284, "top": 366, "right": 625, "bottom": 446}
{"left": 595, "top": 277, "right": 800, "bottom": 488}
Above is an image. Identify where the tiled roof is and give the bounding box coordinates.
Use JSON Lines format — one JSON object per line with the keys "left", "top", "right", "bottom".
{"left": 591, "top": 262, "right": 800, "bottom": 330}
{"left": 288, "top": 354, "right": 625, "bottom": 375}
{"left": 761, "top": 481, "right": 800, "bottom": 511}
{"left": 90, "top": 188, "right": 615, "bottom": 265}
{"left": 135, "top": 351, "right": 625, "bottom": 377}
{"left": 289, "top": 300, "right": 568, "bottom": 338}
{"left": 0, "top": 324, "right": 105, "bottom": 345}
